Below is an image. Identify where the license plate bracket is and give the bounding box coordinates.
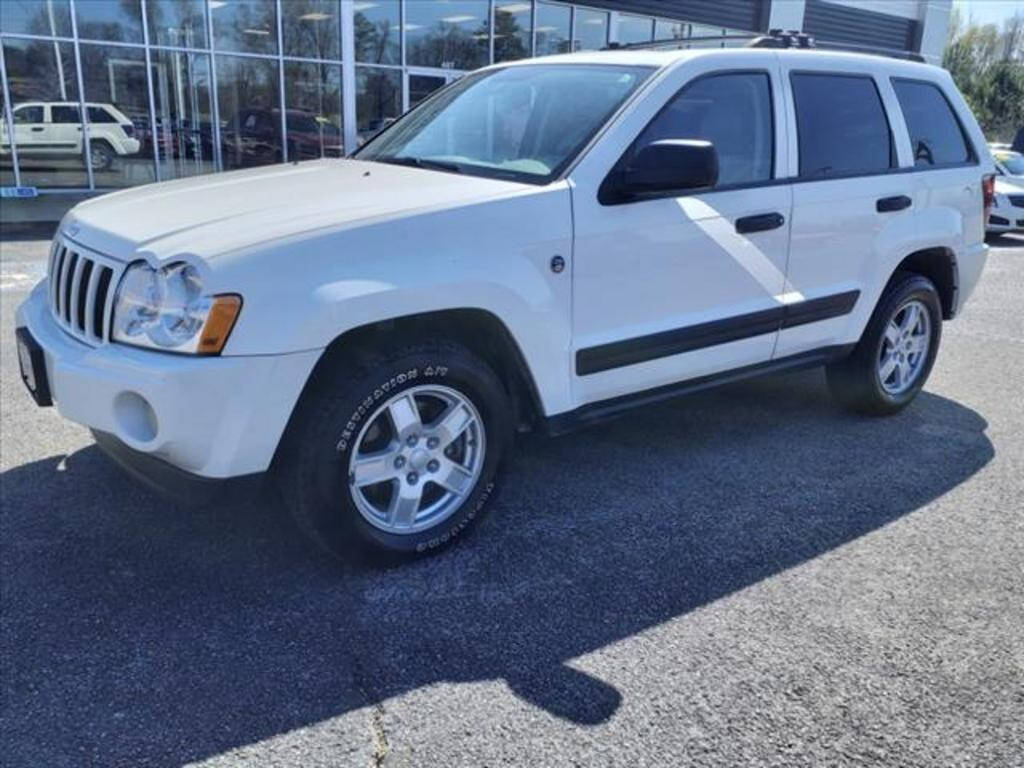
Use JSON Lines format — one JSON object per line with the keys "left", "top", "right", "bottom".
{"left": 15, "top": 327, "right": 53, "bottom": 407}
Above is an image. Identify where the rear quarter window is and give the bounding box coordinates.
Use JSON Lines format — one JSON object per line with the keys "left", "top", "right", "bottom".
{"left": 891, "top": 79, "right": 973, "bottom": 167}
{"left": 791, "top": 72, "right": 894, "bottom": 178}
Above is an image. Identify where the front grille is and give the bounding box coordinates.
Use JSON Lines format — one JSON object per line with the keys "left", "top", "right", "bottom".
{"left": 1008, "top": 195, "right": 1024, "bottom": 208}
{"left": 47, "top": 239, "right": 122, "bottom": 345}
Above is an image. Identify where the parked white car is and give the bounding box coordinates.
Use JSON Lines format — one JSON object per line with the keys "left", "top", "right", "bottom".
{"left": 991, "top": 148, "right": 1024, "bottom": 184}
{"left": 0, "top": 101, "right": 140, "bottom": 171}
{"left": 16, "top": 44, "right": 993, "bottom": 559}
{"left": 987, "top": 176, "right": 1024, "bottom": 234}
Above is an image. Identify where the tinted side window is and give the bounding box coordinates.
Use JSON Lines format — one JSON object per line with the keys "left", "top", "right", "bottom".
{"left": 51, "top": 106, "right": 81, "bottom": 123}
{"left": 13, "top": 105, "right": 44, "bottom": 123}
{"left": 87, "top": 106, "right": 118, "bottom": 123}
{"left": 634, "top": 72, "right": 773, "bottom": 187}
{"left": 892, "top": 79, "right": 971, "bottom": 167}
{"left": 792, "top": 73, "right": 893, "bottom": 178}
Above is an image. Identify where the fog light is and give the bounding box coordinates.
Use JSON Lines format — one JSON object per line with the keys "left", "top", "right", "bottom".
{"left": 113, "top": 391, "right": 158, "bottom": 443}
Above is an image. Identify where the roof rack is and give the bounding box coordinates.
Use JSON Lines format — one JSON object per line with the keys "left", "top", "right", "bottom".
{"left": 604, "top": 28, "right": 926, "bottom": 63}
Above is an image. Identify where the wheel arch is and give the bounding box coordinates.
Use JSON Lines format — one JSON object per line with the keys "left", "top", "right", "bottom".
{"left": 279, "top": 308, "right": 546, "bottom": 462}
{"left": 889, "top": 246, "right": 958, "bottom": 320}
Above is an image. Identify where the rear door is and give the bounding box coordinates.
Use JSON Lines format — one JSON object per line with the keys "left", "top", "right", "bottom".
{"left": 49, "top": 104, "right": 83, "bottom": 156}
{"left": 774, "top": 64, "right": 913, "bottom": 359}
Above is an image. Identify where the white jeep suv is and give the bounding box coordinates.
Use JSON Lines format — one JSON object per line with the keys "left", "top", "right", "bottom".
{"left": 15, "top": 45, "right": 993, "bottom": 558}
{"left": 1, "top": 101, "right": 141, "bottom": 171}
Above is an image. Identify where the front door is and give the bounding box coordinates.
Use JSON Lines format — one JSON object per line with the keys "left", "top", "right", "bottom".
{"left": 570, "top": 65, "right": 793, "bottom": 406}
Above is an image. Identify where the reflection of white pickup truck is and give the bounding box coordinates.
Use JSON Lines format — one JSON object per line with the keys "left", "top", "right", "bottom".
{"left": 0, "top": 101, "right": 140, "bottom": 171}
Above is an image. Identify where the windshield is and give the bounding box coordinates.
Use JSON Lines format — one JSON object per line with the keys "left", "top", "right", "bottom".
{"left": 996, "top": 152, "right": 1024, "bottom": 175}
{"left": 357, "top": 64, "right": 654, "bottom": 184}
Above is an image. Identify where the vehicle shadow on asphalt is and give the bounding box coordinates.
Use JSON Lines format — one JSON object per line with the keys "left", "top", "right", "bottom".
{"left": 0, "top": 369, "right": 994, "bottom": 765}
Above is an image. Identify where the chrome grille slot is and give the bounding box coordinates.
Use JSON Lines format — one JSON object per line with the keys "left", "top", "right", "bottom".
{"left": 46, "top": 237, "right": 124, "bottom": 345}
{"left": 1009, "top": 194, "right": 1024, "bottom": 207}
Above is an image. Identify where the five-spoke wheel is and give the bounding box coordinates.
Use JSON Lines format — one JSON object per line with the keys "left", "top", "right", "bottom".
{"left": 877, "top": 299, "right": 931, "bottom": 395}
{"left": 348, "top": 385, "right": 486, "bottom": 534}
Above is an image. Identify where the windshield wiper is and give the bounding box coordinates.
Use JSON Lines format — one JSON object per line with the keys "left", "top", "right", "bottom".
{"left": 378, "top": 156, "right": 464, "bottom": 174}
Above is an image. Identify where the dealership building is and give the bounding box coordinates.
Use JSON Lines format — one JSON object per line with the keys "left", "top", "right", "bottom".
{"left": 0, "top": 0, "right": 953, "bottom": 224}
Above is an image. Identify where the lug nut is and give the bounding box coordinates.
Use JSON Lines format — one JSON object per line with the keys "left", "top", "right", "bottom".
{"left": 427, "top": 459, "right": 440, "bottom": 473}
{"left": 406, "top": 435, "right": 418, "bottom": 447}
{"left": 407, "top": 472, "right": 419, "bottom": 485}
{"left": 393, "top": 456, "right": 406, "bottom": 469}
{"left": 427, "top": 437, "right": 440, "bottom": 449}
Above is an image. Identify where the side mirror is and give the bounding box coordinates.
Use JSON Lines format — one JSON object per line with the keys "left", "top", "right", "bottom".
{"left": 603, "top": 139, "right": 719, "bottom": 203}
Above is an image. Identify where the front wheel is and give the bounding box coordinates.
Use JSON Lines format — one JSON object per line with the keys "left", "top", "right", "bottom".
{"left": 277, "top": 341, "right": 512, "bottom": 560}
{"left": 826, "top": 273, "right": 943, "bottom": 415}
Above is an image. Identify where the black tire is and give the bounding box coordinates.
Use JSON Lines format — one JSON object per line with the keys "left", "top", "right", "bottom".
{"left": 277, "top": 340, "right": 512, "bottom": 561}
{"left": 826, "top": 273, "right": 943, "bottom": 415}
{"left": 89, "top": 141, "right": 115, "bottom": 172}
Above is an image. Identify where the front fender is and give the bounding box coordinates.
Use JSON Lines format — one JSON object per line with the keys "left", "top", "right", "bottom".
{"left": 214, "top": 187, "right": 575, "bottom": 416}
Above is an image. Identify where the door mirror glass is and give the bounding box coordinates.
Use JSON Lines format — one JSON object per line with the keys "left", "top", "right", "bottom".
{"left": 607, "top": 139, "right": 718, "bottom": 201}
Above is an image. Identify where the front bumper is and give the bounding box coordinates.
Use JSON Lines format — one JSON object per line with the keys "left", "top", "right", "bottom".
{"left": 16, "top": 280, "right": 321, "bottom": 479}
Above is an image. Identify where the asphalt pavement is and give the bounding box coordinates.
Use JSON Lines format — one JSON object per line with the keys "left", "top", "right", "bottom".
{"left": 1, "top": 233, "right": 1022, "bottom": 767}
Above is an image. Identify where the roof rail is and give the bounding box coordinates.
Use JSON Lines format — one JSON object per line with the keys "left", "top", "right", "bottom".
{"left": 604, "top": 28, "right": 926, "bottom": 63}
{"left": 603, "top": 33, "right": 760, "bottom": 51}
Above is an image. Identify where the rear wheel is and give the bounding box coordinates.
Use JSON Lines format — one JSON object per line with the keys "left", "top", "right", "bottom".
{"left": 89, "top": 141, "right": 115, "bottom": 171}
{"left": 278, "top": 341, "right": 511, "bottom": 560}
{"left": 826, "top": 273, "right": 943, "bottom": 415}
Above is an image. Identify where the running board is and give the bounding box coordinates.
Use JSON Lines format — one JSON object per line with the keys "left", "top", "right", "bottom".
{"left": 544, "top": 345, "right": 854, "bottom": 437}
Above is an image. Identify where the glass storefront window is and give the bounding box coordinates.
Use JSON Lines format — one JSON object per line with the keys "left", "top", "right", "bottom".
{"left": 616, "top": 14, "right": 652, "bottom": 45}
{"left": 284, "top": 61, "right": 343, "bottom": 159}
{"left": 0, "top": 0, "right": 72, "bottom": 38}
{"left": 574, "top": 9, "right": 608, "bottom": 51}
{"left": 79, "top": 43, "right": 155, "bottom": 187}
{"left": 355, "top": 0, "right": 400, "bottom": 65}
{"left": 211, "top": 0, "right": 277, "bottom": 55}
{"left": 1, "top": 37, "right": 87, "bottom": 188}
{"left": 688, "top": 24, "right": 726, "bottom": 48}
{"left": 283, "top": 0, "right": 340, "bottom": 61}
{"left": 535, "top": 2, "right": 570, "bottom": 57}
{"left": 146, "top": 0, "right": 207, "bottom": 48}
{"left": 75, "top": 0, "right": 144, "bottom": 44}
{"left": 216, "top": 54, "right": 281, "bottom": 168}
{"left": 150, "top": 49, "right": 215, "bottom": 179}
{"left": 494, "top": 2, "right": 532, "bottom": 63}
{"left": 405, "top": 0, "right": 489, "bottom": 70}
{"left": 355, "top": 65, "right": 400, "bottom": 146}
{"left": 655, "top": 19, "right": 687, "bottom": 41}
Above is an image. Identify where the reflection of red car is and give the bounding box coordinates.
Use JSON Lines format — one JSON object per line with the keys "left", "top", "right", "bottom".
{"left": 221, "top": 108, "right": 343, "bottom": 168}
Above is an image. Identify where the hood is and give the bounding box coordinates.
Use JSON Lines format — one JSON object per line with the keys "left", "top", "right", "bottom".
{"left": 64, "top": 159, "right": 530, "bottom": 262}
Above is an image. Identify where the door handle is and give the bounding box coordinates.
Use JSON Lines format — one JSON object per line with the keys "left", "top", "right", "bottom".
{"left": 876, "top": 195, "right": 912, "bottom": 213}
{"left": 735, "top": 212, "right": 785, "bottom": 234}
{"left": 30, "top": 126, "right": 44, "bottom": 132}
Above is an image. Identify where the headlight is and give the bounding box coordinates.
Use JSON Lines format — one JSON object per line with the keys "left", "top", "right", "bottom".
{"left": 112, "top": 261, "right": 241, "bottom": 355}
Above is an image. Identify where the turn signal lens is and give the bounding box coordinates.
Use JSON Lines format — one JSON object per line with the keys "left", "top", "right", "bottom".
{"left": 197, "top": 295, "right": 242, "bottom": 355}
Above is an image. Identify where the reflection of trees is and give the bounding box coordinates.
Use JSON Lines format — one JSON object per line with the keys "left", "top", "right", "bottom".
{"left": 355, "top": 11, "right": 398, "bottom": 65}
{"left": 10, "top": 0, "right": 72, "bottom": 37}
{"left": 282, "top": 0, "right": 339, "bottom": 59}
{"left": 75, "top": 0, "right": 143, "bottom": 42}
{"left": 2, "top": 39, "right": 77, "bottom": 103}
{"left": 408, "top": 21, "right": 489, "bottom": 70}
{"left": 494, "top": 9, "right": 529, "bottom": 62}
{"left": 215, "top": 0, "right": 275, "bottom": 52}
{"left": 145, "top": 0, "right": 205, "bottom": 48}
{"left": 356, "top": 69, "right": 399, "bottom": 138}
